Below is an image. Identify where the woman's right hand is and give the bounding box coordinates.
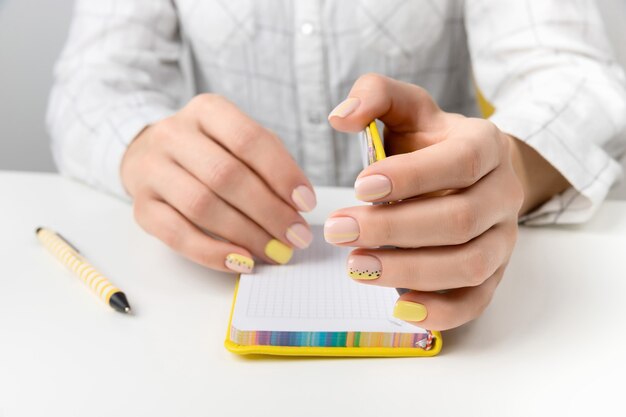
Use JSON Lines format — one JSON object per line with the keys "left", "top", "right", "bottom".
{"left": 120, "top": 94, "right": 316, "bottom": 274}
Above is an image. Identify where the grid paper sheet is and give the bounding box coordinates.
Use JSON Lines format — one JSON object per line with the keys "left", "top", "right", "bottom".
{"left": 232, "top": 226, "right": 427, "bottom": 334}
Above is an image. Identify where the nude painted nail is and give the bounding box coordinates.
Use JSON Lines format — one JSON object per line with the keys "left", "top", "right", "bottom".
{"left": 286, "top": 223, "right": 313, "bottom": 249}
{"left": 225, "top": 253, "right": 254, "bottom": 274}
{"left": 393, "top": 301, "right": 428, "bottom": 322}
{"left": 264, "top": 239, "right": 293, "bottom": 264}
{"left": 328, "top": 97, "right": 361, "bottom": 119}
{"left": 291, "top": 185, "right": 317, "bottom": 212}
{"left": 354, "top": 175, "right": 392, "bottom": 201}
{"left": 324, "top": 217, "right": 359, "bottom": 244}
{"left": 347, "top": 254, "right": 381, "bottom": 280}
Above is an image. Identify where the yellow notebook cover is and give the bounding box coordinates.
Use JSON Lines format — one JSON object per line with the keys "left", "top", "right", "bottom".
{"left": 224, "top": 227, "right": 442, "bottom": 357}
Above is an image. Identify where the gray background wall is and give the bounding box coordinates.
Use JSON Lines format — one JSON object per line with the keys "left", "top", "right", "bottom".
{"left": 0, "top": 0, "right": 625, "bottom": 197}
{"left": 0, "top": 0, "right": 73, "bottom": 172}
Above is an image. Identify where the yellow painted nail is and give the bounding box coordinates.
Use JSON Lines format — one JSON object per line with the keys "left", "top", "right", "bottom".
{"left": 264, "top": 239, "right": 293, "bottom": 265}
{"left": 393, "top": 301, "right": 428, "bottom": 322}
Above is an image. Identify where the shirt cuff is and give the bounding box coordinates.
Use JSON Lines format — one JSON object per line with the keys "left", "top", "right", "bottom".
{"left": 490, "top": 110, "right": 624, "bottom": 225}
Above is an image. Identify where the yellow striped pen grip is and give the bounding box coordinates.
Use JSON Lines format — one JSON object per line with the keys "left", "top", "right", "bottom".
{"left": 36, "top": 227, "right": 131, "bottom": 314}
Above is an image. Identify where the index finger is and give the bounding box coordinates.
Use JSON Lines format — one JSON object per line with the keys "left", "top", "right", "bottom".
{"left": 189, "top": 94, "right": 317, "bottom": 213}
{"left": 356, "top": 119, "right": 504, "bottom": 202}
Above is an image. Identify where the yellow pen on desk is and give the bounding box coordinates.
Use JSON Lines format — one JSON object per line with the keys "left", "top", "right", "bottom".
{"left": 36, "top": 227, "right": 132, "bottom": 314}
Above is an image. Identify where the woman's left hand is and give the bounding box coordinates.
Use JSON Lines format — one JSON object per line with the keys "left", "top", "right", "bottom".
{"left": 326, "top": 74, "right": 525, "bottom": 330}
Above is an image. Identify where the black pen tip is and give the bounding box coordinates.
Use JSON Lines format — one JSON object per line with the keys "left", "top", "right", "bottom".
{"left": 109, "top": 292, "right": 132, "bottom": 314}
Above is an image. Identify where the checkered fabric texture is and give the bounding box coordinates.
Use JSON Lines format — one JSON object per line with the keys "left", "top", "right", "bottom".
{"left": 47, "top": 0, "right": 626, "bottom": 224}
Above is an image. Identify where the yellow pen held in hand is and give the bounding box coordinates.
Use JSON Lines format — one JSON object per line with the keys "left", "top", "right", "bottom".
{"left": 36, "top": 227, "right": 132, "bottom": 314}
{"left": 360, "top": 121, "right": 408, "bottom": 296}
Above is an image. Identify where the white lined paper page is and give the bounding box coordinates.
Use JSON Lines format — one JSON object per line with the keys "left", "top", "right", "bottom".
{"left": 232, "top": 226, "right": 427, "bottom": 334}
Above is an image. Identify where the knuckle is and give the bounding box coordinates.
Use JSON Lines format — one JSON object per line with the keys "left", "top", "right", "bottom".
{"left": 142, "top": 153, "right": 164, "bottom": 174}
{"left": 159, "top": 223, "right": 182, "bottom": 250}
{"left": 207, "top": 157, "right": 241, "bottom": 191}
{"left": 458, "top": 141, "right": 483, "bottom": 185}
{"left": 149, "top": 119, "right": 180, "bottom": 150}
{"left": 229, "top": 123, "right": 259, "bottom": 154}
{"left": 470, "top": 117, "right": 498, "bottom": 140}
{"left": 149, "top": 119, "right": 174, "bottom": 144}
{"left": 485, "top": 120, "right": 501, "bottom": 146}
{"left": 381, "top": 217, "right": 395, "bottom": 243}
{"left": 189, "top": 93, "right": 225, "bottom": 111}
{"left": 184, "top": 188, "right": 215, "bottom": 222}
{"left": 405, "top": 159, "right": 426, "bottom": 194}
{"left": 403, "top": 260, "right": 424, "bottom": 290}
{"left": 364, "top": 207, "right": 394, "bottom": 243}
{"left": 464, "top": 246, "right": 491, "bottom": 286}
{"left": 147, "top": 209, "right": 184, "bottom": 251}
{"left": 475, "top": 118, "right": 498, "bottom": 136}
{"left": 356, "top": 72, "right": 388, "bottom": 91}
{"left": 449, "top": 198, "right": 478, "bottom": 244}
{"left": 132, "top": 198, "right": 187, "bottom": 253}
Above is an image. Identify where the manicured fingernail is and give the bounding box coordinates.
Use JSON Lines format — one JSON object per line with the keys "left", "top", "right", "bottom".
{"left": 225, "top": 253, "right": 254, "bottom": 274}
{"left": 264, "top": 239, "right": 293, "bottom": 264}
{"left": 328, "top": 97, "right": 360, "bottom": 119}
{"left": 393, "top": 301, "right": 428, "bottom": 322}
{"left": 354, "top": 175, "right": 392, "bottom": 201}
{"left": 291, "top": 185, "right": 317, "bottom": 212}
{"left": 347, "top": 254, "right": 381, "bottom": 280}
{"left": 324, "top": 217, "right": 359, "bottom": 243}
{"left": 286, "top": 223, "right": 313, "bottom": 249}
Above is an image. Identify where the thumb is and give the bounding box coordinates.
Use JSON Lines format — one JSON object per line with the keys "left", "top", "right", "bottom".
{"left": 328, "top": 73, "right": 443, "bottom": 134}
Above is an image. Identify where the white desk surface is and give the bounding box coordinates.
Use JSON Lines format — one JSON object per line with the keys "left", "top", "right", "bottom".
{"left": 1, "top": 171, "right": 625, "bottom": 417}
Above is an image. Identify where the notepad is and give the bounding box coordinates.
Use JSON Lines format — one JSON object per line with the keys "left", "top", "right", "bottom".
{"left": 225, "top": 226, "right": 442, "bottom": 357}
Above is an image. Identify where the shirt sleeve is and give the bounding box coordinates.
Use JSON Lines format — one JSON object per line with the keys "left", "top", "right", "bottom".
{"left": 465, "top": 0, "right": 626, "bottom": 225}
{"left": 46, "top": 0, "right": 183, "bottom": 198}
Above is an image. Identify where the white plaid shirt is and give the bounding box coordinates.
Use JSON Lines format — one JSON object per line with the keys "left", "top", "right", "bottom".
{"left": 47, "top": 0, "right": 626, "bottom": 224}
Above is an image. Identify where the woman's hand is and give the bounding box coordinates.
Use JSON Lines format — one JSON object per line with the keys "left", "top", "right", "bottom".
{"left": 121, "top": 94, "right": 317, "bottom": 274}
{"left": 327, "top": 74, "right": 567, "bottom": 330}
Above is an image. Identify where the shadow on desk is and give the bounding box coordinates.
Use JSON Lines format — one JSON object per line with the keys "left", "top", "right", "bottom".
{"left": 443, "top": 223, "right": 620, "bottom": 357}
